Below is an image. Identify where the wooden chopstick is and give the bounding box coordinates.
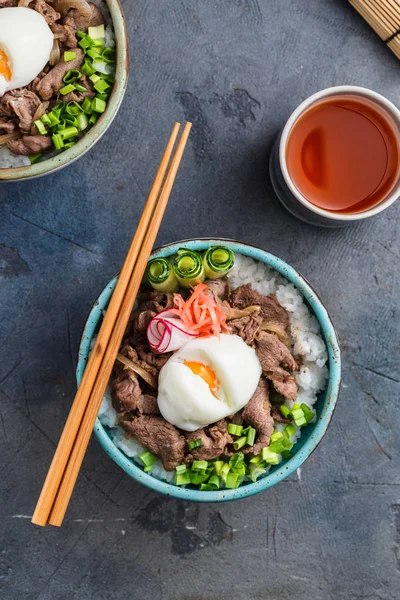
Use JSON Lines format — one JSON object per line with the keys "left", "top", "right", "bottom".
{"left": 31, "top": 122, "right": 183, "bottom": 527}
{"left": 47, "top": 122, "right": 192, "bottom": 527}
{"left": 350, "top": 0, "right": 400, "bottom": 59}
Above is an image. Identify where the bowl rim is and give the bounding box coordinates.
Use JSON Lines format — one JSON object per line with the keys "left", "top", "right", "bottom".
{"left": 0, "top": 0, "right": 128, "bottom": 181}
{"left": 77, "top": 238, "right": 342, "bottom": 502}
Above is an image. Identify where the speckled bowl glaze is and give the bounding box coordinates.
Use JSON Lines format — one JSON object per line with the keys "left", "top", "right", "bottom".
{"left": 0, "top": 0, "right": 128, "bottom": 181}
{"left": 77, "top": 239, "right": 341, "bottom": 502}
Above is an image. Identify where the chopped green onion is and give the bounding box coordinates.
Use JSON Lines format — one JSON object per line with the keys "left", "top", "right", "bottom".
{"left": 284, "top": 424, "right": 297, "bottom": 438}
{"left": 249, "top": 455, "right": 263, "bottom": 465}
{"left": 203, "top": 246, "right": 235, "bottom": 279}
{"left": 300, "top": 403, "right": 315, "bottom": 424}
{"left": 190, "top": 471, "right": 209, "bottom": 485}
{"left": 173, "top": 249, "right": 205, "bottom": 288}
{"left": 77, "top": 112, "right": 89, "bottom": 131}
{"left": 87, "top": 48, "right": 103, "bottom": 60}
{"left": 60, "top": 126, "right": 78, "bottom": 140}
{"left": 29, "top": 153, "right": 42, "bottom": 164}
{"left": 261, "top": 447, "right": 280, "bottom": 464}
{"left": 34, "top": 119, "right": 47, "bottom": 135}
{"left": 40, "top": 114, "right": 51, "bottom": 125}
{"left": 76, "top": 30, "right": 86, "bottom": 39}
{"left": 270, "top": 431, "right": 284, "bottom": 442}
{"left": 64, "top": 141, "right": 77, "bottom": 149}
{"left": 63, "top": 69, "right": 81, "bottom": 84}
{"left": 102, "top": 47, "right": 116, "bottom": 63}
{"left": 47, "top": 111, "right": 61, "bottom": 127}
{"left": 60, "top": 83, "right": 76, "bottom": 95}
{"left": 229, "top": 453, "right": 244, "bottom": 469}
{"left": 220, "top": 463, "right": 230, "bottom": 482}
{"left": 88, "top": 24, "right": 105, "bottom": 39}
{"left": 81, "top": 97, "right": 93, "bottom": 114}
{"left": 66, "top": 101, "right": 83, "bottom": 115}
{"left": 232, "top": 436, "right": 247, "bottom": 451}
{"left": 93, "top": 79, "right": 110, "bottom": 94}
{"left": 187, "top": 439, "right": 203, "bottom": 451}
{"left": 175, "top": 464, "right": 187, "bottom": 474}
{"left": 225, "top": 472, "right": 241, "bottom": 489}
{"left": 78, "top": 35, "right": 93, "bottom": 50}
{"left": 91, "top": 97, "right": 106, "bottom": 114}
{"left": 95, "top": 92, "right": 109, "bottom": 103}
{"left": 89, "top": 73, "right": 101, "bottom": 84}
{"left": 81, "top": 59, "right": 96, "bottom": 77}
{"left": 291, "top": 404, "right": 307, "bottom": 426}
{"left": 192, "top": 460, "right": 208, "bottom": 471}
{"left": 52, "top": 133, "right": 64, "bottom": 150}
{"left": 227, "top": 424, "right": 243, "bottom": 437}
{"left": 89, "top": 113, "right": 99, "bottom": 125}
{"left": 138, "top": 451, "right": 157, "bottom": 468}
{"left": 280, "top": 405, "right": 291, "bottom": 419}
{"left": 207, "top": 475, "right": 220, "bottom": 489}
{"left": 246, "top": 426, "right": 256, "bottom": 447}
{"left": 281, "top": 450, "right": 294, "bottom": 460}
{"left": 74, "top": 83, "right": 87, "bottom": 93}
{"left": 64, "top": 51, "right": 77, "bottom": 62}
{"left": 146, "top": 257, "right": 179, "bottom": 293}
{"left": 250, "top": 467, "right": 266, "bottom": 482}
{"left": 175, "top": 472, "right": 191, "bottom": 486}
{"left": 213, "top": 461, "right": 224, "bottom": 476}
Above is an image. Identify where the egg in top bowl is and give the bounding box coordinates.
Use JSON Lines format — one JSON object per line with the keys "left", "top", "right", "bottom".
{"left": 78, "top": 240, "right": 341, "bottom": 501}
{"left": 0, "top": 0, "right": 127, "bottom": 179}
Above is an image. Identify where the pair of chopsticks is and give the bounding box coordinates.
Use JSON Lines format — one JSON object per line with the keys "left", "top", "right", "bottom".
{"left": 350, "top": 0, "right": 400, "bottom": 59}
{"left": 32, "top": 121, "right": 192, "bottom": 528}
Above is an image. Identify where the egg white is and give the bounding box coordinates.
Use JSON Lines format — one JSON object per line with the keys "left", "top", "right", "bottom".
{"left": 0, "top": 8, "right": 54, "bottom": 96}
{"left": 157, "top": 334, "right": 262, "bottom": 431}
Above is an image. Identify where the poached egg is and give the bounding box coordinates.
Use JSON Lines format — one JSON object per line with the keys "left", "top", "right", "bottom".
{"left": 0, "top": 8, "right": 53, "bottom": 97}
{"left": 157, "top": 334, "right": 262, "bottom": 431}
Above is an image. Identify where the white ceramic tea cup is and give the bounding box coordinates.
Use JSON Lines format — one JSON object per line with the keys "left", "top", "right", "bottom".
{"left": 270, "top": 85, "right": 400, "bottom": 227}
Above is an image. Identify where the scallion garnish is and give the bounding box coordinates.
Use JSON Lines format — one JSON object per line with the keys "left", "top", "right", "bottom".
{"left": 77, "top": 113, "right": 89, "bottom": 131}
{"left": 63, "top": 69, "right": 81, "bottom": 84}
{"left": 261, "top": 447, "right": 280, "bottom": 465}
{"left": 229, "top": 453, "right": 244, "bottom": 470}
{"left": 52, "top": 133, "right": 64, "bottom": 150}
{"left": 59, "top": 83, "right": 76, "bottom": 95}
{"left": 74, "top": 83, "right": 87, "bottom": 93}
{"left": 93, "top": 79, "right": 110, "bottom": 94}
{"left": 225, "top": 472, "right": 241, "bottom": 489}
{"left": 232, "top": 436, "right": 247, "bottom": 451}
{"left": 192, "top": 460, "right": 208, "bottom": 471}
{"left": 175, "top": 472, "right": 191, "bottom": 486}
{"left": 246, "top": 426, "right": 256, "bottom": 447}
{"left": 91, "top": 97, "right": 106, "bottom": 113}
{"left": 187, "top": 439, "right": 203, "bottom": 451}
{"left": 175, "top": 464, "right": 187, "bottom": 474}
{"left": 280, "top": 405, "right": 291, "bottom": 419}
{"left": 88, "top": 24, "right": 105, "bottom": 39}
{"left": 284, "top": 424, "right": 296, "bottom": 438}
{"left": 138, "top": 451, "right": 157, "bottom": 468}
{"left": 34, "top": 119, "right": 47, "bottom": 135}
{"left": 29, "top": 153, "right": 42, "bottom": 164}
{"left": 64, "top": 51, "right": 76, "bottom": 62}
{"left": 249, "top": 467, "right": 266, "bottom": 482}
{"left": 227, "top": 423, "right": 243, "bottom": 437}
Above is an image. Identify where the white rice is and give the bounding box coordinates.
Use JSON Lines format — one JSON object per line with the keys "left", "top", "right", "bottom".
{"left": 0, "top": 0, "right": 115, "bottom": 169}
{"left": 98, "top": 252, "right": 329, "bottom": 484}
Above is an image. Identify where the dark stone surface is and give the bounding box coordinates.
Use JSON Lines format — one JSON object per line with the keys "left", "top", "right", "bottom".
{"left": 0, "top": 1, "right": 399, "bottom": 598}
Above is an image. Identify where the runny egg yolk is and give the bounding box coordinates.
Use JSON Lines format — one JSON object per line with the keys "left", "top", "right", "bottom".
{"left": 184, "top": 361, "right": 218, "bottom": 394}
{"left": 0, "top": 49, "right": 11, "bottom": 81}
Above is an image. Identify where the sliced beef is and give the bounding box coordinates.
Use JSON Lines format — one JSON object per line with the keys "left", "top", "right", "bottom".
{"left": 0, "top": 89, "right": 41, "bottom": 133}
{"left": 34, "top": 0, "right": 60, "bottom": 26}
{"left": 0, "top": 0, "right": 18, "bottom": 6}
{"left": 62, "top": 75, "right": 95, "bottom": 102}
{"left": 242, "top": 378, "right": 274, "bottom": 454}
{"left": 123, "top": 416, "right": 185, "bottom": 471}
{"left": 7, "top": 135, "right": 52, "bottom": 155}
{"left": 139, "top": 291, "right": 175, "bottom": 314}
{"left": 230, "top": 283, "right": 289, "bottom": 330}
{"left": 205, "top": 278, "right": 230, "bottom": 302}
{"left": 186, "top": 419, "right": 232, "bottom": 461}
{"left": 51, "top": 23, "right": 78, "bottom": 49}
{"left": 135, "top": 310, "right": 156, "bottom": 334}
{"left": 255, "top": 331, "right": 298, "bottom": 400}
{"left": 271, "top": 405, "right": 291, "bottom": 424}
{"left": 119, "top": 343, "right": 159, "bottom": 386}
{"left": 63, "top": 2, "right": 105, "bottom": 31}
{"left": 227, "top": 313, "right": 263, "bottom": 346}
{"left": 36, "top": 48, "right": 84, "bottom": 100}
{"left": 136, "top": 394, "right": 160, "bottom": 415}
{"left": 0, "top": 119, "right": 16, "bottom": 133}
{"left": 136, "top": 343, "right": 171, "bottom": 371}
{"left": 112, "top": 368, "right": 142, "bottom": 414}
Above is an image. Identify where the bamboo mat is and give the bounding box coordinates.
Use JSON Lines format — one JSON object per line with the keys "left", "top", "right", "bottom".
{"left": 350, "top": 0, "right": 400, "bottom": 59}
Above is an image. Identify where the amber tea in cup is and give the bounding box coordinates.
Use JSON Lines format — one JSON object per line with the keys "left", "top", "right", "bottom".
{"left": 286, "top": 95, "right": 400, "bottom": 215}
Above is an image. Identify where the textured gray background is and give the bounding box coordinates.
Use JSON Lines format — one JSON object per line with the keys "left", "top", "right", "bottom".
{"left": 1, "top": 1, "right": 399, "bottom": 599}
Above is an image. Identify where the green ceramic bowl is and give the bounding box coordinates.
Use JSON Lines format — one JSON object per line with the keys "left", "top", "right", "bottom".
{"left": 0, "top": 0, "right": 128, "bottom": 181}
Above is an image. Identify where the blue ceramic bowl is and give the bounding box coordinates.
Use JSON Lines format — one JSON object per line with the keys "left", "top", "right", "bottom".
{"left": 77, "top": 239, "right": 341, "bottom": 502}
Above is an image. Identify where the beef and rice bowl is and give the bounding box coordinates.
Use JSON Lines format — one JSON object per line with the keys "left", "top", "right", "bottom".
{"left": 0, "top": 0, "right": 116, "bottom": 167}
{"left": 99, "top": 246, "right": 329, "bottom": 490}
